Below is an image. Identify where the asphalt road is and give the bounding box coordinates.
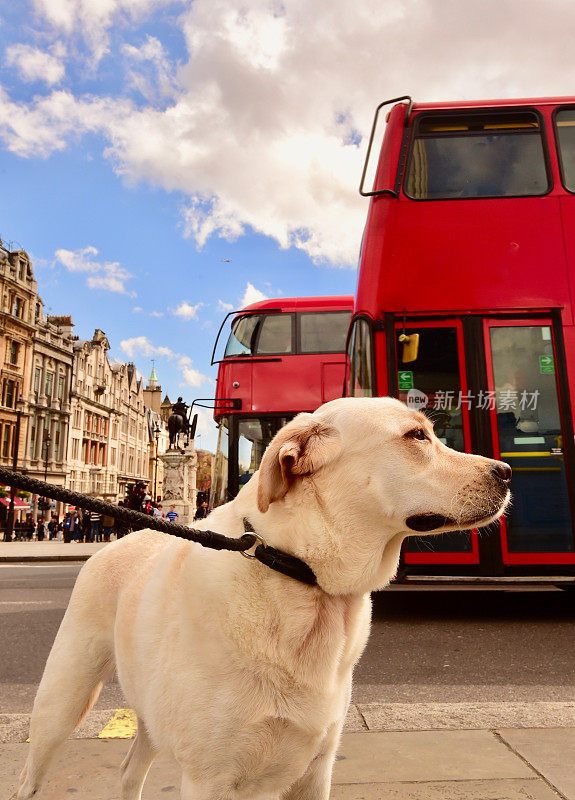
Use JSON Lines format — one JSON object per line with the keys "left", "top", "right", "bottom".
{"left": 1, "top": 563, "right": 574, "bottom": 713}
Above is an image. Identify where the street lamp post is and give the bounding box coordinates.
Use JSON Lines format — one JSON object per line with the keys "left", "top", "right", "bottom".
{"left": 153, "top": 422, "right": 161, "bottom": 501}
{"left": 43, "top": 433, "right": 52, "bottom": 483}
{"left": 37, "top": 432, "right": 53, "bottom": 523}
{"left": 4, "top": 397, "right": 26, "bottom": 542}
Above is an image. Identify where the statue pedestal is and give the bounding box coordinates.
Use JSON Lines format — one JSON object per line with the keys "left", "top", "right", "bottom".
{"left": 159, "top": 445, "right": 198, "bottom": 525}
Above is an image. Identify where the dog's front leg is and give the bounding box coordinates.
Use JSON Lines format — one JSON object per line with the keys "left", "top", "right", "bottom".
{"left": 282, "top": 722, "right": 342, "bottom": 800}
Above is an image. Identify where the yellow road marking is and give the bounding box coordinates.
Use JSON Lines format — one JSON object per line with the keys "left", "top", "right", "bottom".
{"left": 98, "top": 708, "right": 137, "bottom": 739}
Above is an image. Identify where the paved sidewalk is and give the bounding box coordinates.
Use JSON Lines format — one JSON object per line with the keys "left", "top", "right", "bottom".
{"left": 0, "top": 540, "right": 108, "bottom": 562}
{"left": 1, "top": 705, "right": 574, "bottom": 799}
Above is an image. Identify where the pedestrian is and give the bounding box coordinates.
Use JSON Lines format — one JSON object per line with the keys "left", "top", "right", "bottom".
{"left": 194, "top": 501, "right": 209, "bottom": 520}
{"left": 25, "top": 517, "right": 33, "bottom": 541}
{"left": 48, "top": 516, "right": 58, "bottom": 540}
{"left": 152, "top": 504, "right": 163, "bottom": 519}
{"left": 166, "top": 505, "right": 178, "bottom": 523}
{"left": 37, "top": 519, "right": 46, "bottom": 541}
{"left": 81, "top": 510, "right": 91, "bottom": 543}
{"left": 102, "top": 514, "right": 114, "bottom": 542}
{"left": 91, "top": 511, "right": 102, "bottom": 542}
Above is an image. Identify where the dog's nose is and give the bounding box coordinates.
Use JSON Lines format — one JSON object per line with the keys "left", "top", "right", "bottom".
{"left": 491, "top": 461, "right": 512, "bottom": 484}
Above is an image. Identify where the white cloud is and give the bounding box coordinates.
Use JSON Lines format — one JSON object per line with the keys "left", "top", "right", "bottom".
{"left": 6, "top": 43, "right": 66, "bottom": 85}
{"left": 119, "top": 335, "right": 212, "bottom": 387}
{"left": 149, "top": 310, "right": 164, "bottom": 317}
{"left": 55, "top": 245, "right": 135, "bottom": 295}
{"left": 132, "top": 306, "right": 143, "bottom": 312}
{"left": 122, "top": 35, "right": 178, "bottom": 101}
{"left": 217, "top": 299, "right": 234, "bottom": 313}
{"left": 30, "top": 0, "right": 184, "bottom": 64}
{"left": 6, "top": 1, "right": 575, "bottom": 265}
{"left": 177, "top": 355, "right": 209, "bottom": 388}
{"left": 241, "top": 282, "right": 268, "bottom": 308}
{"left": 120, "top": 335, "right": 173, "bottom": 359}
{"left": 173, "top": 301, "right": 203, "bottom": 321}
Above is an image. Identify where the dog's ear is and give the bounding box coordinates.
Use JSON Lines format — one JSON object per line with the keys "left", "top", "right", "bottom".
{"left": 257, "top": 413, "right": 343, "bottom": 513}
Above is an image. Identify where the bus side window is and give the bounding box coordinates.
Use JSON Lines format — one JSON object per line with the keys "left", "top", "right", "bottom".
{"left": 256, "top": 315, "right": 293, "bottom": 354}
{"left": 300, "top": 311, "right": 351, "bottom": 353}
{"left": 347, "top": 318, "right": 375, "bottom": 397}
{"left": 555, "top": 108, "right": 575, "bottom": 192}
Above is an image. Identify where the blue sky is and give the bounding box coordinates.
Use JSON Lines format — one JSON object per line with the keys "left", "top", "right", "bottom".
{"left": 2, "top": 0, "right": 575, "bottom": 448}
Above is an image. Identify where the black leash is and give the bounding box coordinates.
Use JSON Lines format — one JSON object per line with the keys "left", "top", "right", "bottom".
{"left": 0, "top": 467, "right": 317, "bottom": 587}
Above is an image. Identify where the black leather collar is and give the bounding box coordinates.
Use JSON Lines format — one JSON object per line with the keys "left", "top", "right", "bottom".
{"left": 243, "top": 518, "right": 318, "bottom": 587}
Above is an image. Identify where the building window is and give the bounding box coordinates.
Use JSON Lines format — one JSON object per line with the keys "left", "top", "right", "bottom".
{"left": 34, "top": 367, "right": 41, "bottom": 393}
{"left": 2, "top": 425, "right": 10, "bottom": 457}
{"left": 4, "top": 379, "right": 15, "bottom": 408}
{"left": 9, "top": 341, "right": 19, "bottom": 365}
{"left": 72, "top": 439, "right": 79, "bottom": 460}
{"left": 110, "top": 447, "right": 116, "bottom": 467}
{"left": 29, "top": 423, "right": 36, "bottom": 459}
{"left": 13, "top": 297, "right": 23, "bottom": 317}
{"left": 57, "top": 375, "right": 65, "bottom": 400}
{"left": 45, "top": 372, "right": 54, "bottom": 397}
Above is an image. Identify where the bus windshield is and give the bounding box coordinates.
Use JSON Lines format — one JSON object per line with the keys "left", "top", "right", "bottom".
{"left": 405, "top": 111, "right": 549, "bottom": 199}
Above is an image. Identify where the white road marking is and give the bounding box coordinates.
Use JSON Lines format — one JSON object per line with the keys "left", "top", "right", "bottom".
{"left": 0, "top": 600, "right": 54, "bottom": 605}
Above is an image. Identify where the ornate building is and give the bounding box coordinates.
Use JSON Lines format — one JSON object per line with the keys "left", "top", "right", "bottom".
{"left": 25, "top": 309, "right": 74, "bottom": 519}
{"left": 67, "top": 330, "right": 150, "bottom": 502}
{"left": 0, "top": 244, "right": 37, "bottom": 472}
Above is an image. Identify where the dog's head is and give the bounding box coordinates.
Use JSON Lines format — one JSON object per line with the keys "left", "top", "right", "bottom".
{"left": 255, "top": 397, "right": 510, "bottom": 593}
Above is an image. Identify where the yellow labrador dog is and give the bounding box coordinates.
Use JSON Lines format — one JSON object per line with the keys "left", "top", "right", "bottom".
{"left": 16, "top": 397, "right": 511, "bottom": 800}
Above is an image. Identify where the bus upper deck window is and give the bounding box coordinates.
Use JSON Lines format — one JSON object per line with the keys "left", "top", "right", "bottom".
{"left": 555, "top": 109, "right": 575, "bottom": 192}
{"left": 405, "top": 111, "right": 549, "bottom": 200}
{"left": 256, "top": 314, "right": 293, "bottom": 355}
{"left": 300, "top": 311, "right": 351, "bottom": 353}
{"left": 224, "top": 314, "right": 261, "bottom": 357}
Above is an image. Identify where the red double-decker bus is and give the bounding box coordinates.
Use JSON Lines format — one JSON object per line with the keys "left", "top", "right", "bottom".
{"left": 210, "top": 296, "right": 352, "bottom": 506}
{"left": 348, "top": 95, "right": 575, "bottom": 581}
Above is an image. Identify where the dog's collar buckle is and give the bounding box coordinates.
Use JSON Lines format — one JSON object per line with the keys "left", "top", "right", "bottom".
{"left": 240, "top": 529, "right": 267, "bottom": 559}
{"left": 242, "top": 518, "right": 318, "bottom": 587}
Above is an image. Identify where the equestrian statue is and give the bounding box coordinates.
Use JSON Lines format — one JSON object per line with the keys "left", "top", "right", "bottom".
{"left": 167, "top": 397, "right": 190, "bottom": 450}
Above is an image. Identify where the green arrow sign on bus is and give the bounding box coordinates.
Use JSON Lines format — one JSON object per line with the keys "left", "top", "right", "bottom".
{"left": 539, "top": 355, "right": 555, "bottom": 374}
{"left": 398, "top": 370, "right": 414, "bottom": 390}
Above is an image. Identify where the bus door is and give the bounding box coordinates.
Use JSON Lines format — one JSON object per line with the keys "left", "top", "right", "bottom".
{"left": 394, "top": 320, "right": 479, "bottom": 565}
{"left": 483, "top": 320, "right": 575, "bottom": 564}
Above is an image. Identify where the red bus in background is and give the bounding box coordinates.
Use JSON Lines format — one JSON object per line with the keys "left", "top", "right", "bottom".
{"left": 349, "top": 95, "right": 575, "bottom": 581}
{"left": 210, "top": 296, "right": 352, "bottom": 506}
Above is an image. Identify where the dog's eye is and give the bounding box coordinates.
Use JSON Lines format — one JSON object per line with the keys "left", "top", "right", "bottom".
{"left": 408, "top": 428, "right": 427, "bottom": 441}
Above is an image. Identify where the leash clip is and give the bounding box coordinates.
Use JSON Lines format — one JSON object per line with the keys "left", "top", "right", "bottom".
{"left": 240, "top": 532, "right": 267, "bottom": 559}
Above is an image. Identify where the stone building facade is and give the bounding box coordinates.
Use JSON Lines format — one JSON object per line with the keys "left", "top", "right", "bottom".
{"left": 0, "top": 243, "right": 185, "bottom": 519}
{"left": 25, "top": 308, "right": 74, "bottom": 519}
{"left": 0, "top": 245, "right": 37, "bottom": 471}
{"left": 67, "top": 330, "right": 150, "bottom": 503}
